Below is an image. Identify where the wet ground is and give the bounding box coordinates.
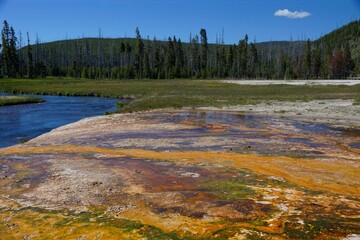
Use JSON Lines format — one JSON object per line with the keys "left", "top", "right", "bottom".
{"left": 0, "top": 110, "right": 359, "bottom": 239}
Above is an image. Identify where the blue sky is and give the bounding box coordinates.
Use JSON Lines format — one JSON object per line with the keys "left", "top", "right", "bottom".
{"left": 0, "top": 0, "right": 359, "bottom": 44}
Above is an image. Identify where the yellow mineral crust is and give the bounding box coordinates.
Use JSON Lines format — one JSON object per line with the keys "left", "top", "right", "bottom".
{"left": 1, "top": 145, "right": 359, "bottom": 197}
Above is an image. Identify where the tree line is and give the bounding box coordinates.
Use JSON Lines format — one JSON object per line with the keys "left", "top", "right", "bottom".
{"left": 0, "top": 20, "right": 356, "bottom": 80}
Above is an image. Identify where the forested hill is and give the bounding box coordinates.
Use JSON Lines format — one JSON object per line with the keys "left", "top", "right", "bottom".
{"left": 23, "top": 38, "right": 306, "bottom": 59}
{"left": 316, "top": 20, "right": 360, "bottom": 50}
{"left": 316, "top": 20, "right": 360, "bottom": 72}
{"left": 20, "top": 38, "right": 305, "bottom": 68}
{"left": 1, "top": 20, "right": 359, "bottom": 80}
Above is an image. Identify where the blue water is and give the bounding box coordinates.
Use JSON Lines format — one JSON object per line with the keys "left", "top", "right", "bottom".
{"left": 0, "top": 94, "right": 119, "bottom": 148}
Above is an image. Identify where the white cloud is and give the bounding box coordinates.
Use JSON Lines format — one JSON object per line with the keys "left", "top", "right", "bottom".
{"left": 274, "top": 9, "right": 311, "bottom": 19}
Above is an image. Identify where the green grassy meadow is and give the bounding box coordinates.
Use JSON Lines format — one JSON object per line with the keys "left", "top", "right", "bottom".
{"left": 0, "top": 95, "right": 44, "bottom": 106}
{"left": 1, "top": 78, "right": 360, "bottom": 112}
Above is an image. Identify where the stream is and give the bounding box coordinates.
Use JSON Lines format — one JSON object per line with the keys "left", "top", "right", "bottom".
{"left": 0, "top": 93, "right": 119, "bottom": 148}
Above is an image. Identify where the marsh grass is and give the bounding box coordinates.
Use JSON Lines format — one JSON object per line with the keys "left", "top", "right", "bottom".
{"left": 1, "top": 79, "right": 360, "bottom": 112}
{"left": 0, "top": 95, "right": 44, "bottom": 106}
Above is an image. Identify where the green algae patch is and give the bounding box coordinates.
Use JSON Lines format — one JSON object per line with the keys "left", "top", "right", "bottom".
{"left": 284, "top": 218, "right": 360, "bottom": 240}
{"left": 0, "top": 207, "right": 194, "bottom": 240}
{"left": 202, "top": 179, "right": 256, "bottom": 200}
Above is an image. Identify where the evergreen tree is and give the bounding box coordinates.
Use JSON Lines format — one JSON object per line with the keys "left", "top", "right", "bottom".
{"left": 302, "top": 39, "right": 312, "bottom": 79}
{"left": 0, "top": 41, "right": 2, "bottom": 78}
{"left": 175, "top": 38, "right": 184, "bottom": 78}
{"left": 213, "top": 43, "right": 220, "bottom": 78}
{"left": 1, "top": 20, "right": 10, "bottom": 77}
{"left": 0, "top": 22, "right": 19, "bottom": 78}
{"left": 294, "top": 53, "right": 302, "bottom": 79}
{"left": 311, "top": 47, "right": 321, "bottom": 79}
{"left": 165, "top": 37, "right": 175, "bottom": 78}
{"left": 134, "top": 27, "right": 144, "bottom": 78}
{"left": 97, "top": 29, "right": 104, "bottom": 69}
{"left": 200, "top": 28, "right": 208, "bottom": 78}
{"left": 277, "top": 49, "right": 287, "bottom": 79}
{"left": 218, "top": 45, "right": 226, "bottom": 78}
{"left": 226, "top": 45, "right": 235, "bottom": 78}
{"left": 110, "top": 67, "right": 117, "bottom": 79}
{"left": 189, "top": 35, "right": 199, "bottom": 77}
{"left": 120, "top": 42, "right": 126, "bottom": 53}
{"left": 142, "top": 51, "right": 150, "bottom": 78}
{"left": 249, "top": 43, "right": 258, "bottom": 78}
{"left": 343, "top": 41, "right": 354, "bottom": 77}
{"left": 240, "top": 35, "right": 248, "bottom": 77}
{"left": 329, "top": 48, "right": 344, "bottom": 79}
{"left": 322, "top": 43, "right": 332, "bottom": 79}
{"left": 17, "top": 31, "right": 26, "bottom": 77}
{"left": 26, "top": 32, "right": 34, "bottom": 78}
{"left": 143, "top": 36, "right": 151, "bottom": 78}
{"left": 125, "top": 42, "right": 132, "bottom": 69}
{"left": 151, "top": 37, "right": 162, "bottom": 79}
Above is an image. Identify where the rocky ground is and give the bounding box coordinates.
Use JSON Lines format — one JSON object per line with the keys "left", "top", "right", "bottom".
{"left": 200, "top": 99, "right": 360, "bottom": 128}
{"left": 222, "top": 79, "right": 360, "bottom": 86}
{"left": 0, "top": 110, "right": 359, "bottom": 239}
